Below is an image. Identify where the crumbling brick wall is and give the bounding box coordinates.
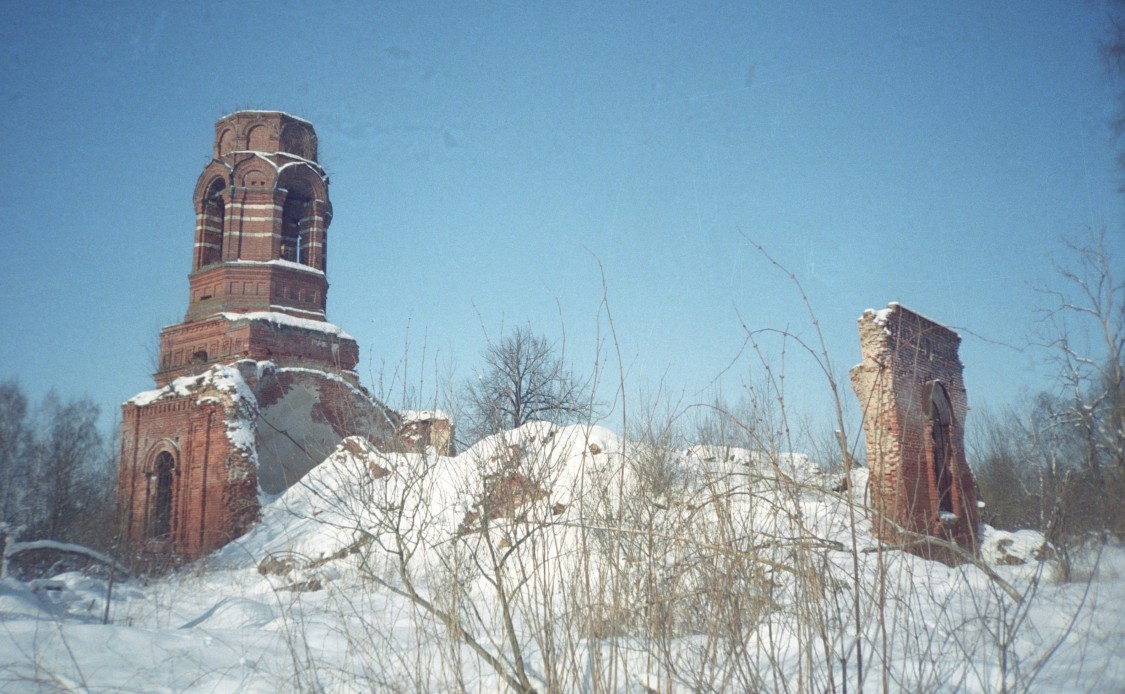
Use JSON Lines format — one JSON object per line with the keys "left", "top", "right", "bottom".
{"left": 398, "top": 411, "right": 455, "bottom": 456}
{"left": 849, "top": 303, "right": 979, "bottom": 563}
{"left": 118, "top": 381, "right": 257, "bottom": 562}
{"left": 119, "top": 361, "right": 397, "bottom": 563}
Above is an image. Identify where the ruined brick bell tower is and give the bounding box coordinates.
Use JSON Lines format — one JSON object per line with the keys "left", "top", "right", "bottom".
{"left": 160, "top": 111, "right": 344, "bottom": 379}
{"left": 118, "top": 112, "right": 396, "bottom": 562}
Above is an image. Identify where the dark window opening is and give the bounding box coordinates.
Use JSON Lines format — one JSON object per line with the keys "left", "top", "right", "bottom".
{"left": 279, "top": 124, "right": 314, "bottom": 159}
{"left": 281, "top": 195, "right": 310, "bottom": 266}
{"left": 153, "top": 452, "right": 174, "bottom": 538}
{"left": 928, "top": 382, "right": 955, "bottom": 516}
{"left": 279, "top": 175, "right": 319, "bottom": 270}
{"left": 199, "top": 178, "right": 226, "bottom": 267}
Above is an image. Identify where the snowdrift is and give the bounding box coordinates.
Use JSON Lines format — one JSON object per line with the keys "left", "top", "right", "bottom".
{"left": 3, "top": 422, "right": 1124, "bottom": 693}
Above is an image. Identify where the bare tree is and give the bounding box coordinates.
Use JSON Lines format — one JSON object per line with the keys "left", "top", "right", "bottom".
{"left": 463, "top": 326, "right": 593, "bottom": 443}
{"left": 0, "top": 384, "right": 115, "bottom": 550}
{"left": 1104, "top": 0, "right": 1125, "bottom": 183}
{"left": 0, "top": 381, "right": 32, "bottom": 527}
{"left": 1037, "top": 233, "right": 1125, "bottom": 477}
{"left": 30, "top": 392, "right": 109, "bottom": 543}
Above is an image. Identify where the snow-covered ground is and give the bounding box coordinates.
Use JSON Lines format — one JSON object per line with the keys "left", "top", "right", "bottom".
{"left": 2, "top": 422, "right": 1123, "bottom": 693}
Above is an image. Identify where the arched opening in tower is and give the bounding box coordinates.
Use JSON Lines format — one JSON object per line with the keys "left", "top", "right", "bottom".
{"left": 281, "top": 180, "right": 313, "bottom": 267}
{"left": 153, "top": 451, "right": 175, "bottom": 538}
{"left": 928, "top": 382, "right": 956, "bottom": 516}
{"left": 200, "top": 178, "right": 225, "bottom": 267}
{"left": 279, "top": 124, "right": 314, "bottom": 159}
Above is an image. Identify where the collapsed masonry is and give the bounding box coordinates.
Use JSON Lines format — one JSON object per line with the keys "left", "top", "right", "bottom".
{"left": 850, "top": 303, "right": 980, "bottom": 564}
{"left": 118, "top": 112, "right": 452, "bottom": 564}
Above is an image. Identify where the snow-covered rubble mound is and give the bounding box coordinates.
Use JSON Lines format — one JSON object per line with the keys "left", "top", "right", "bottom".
{"left": 3, "top": 420, "right": 1124, "bottom": 693}
{"left": 220, "top": 422, "right": 625, "bottom": 566}
{"left": 226, "top": 420, "right": 835, "bottom": 568}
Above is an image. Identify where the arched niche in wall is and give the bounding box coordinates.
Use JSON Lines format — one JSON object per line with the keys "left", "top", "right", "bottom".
{"left": 925, "top": 381, "right": 956, "bottom": 516}
{"left": 276, "top": 167, "right": 326, "bottom": 270}
{"left": 246, "top": 123, "right": 271, "bottom": 151}
{"left": 216, "top": 128, "right": 234, "bottom": 157}
{"left": 152, "top": 450, "right": 176, "bottom": 539}
{"left": 197, "top": 177, "right": 226, "bottom": 268}
{"left": 280, "top": 123, "right": 316, "bottom": 160}
{"left": 237, "top": 167, "right": 272, "bottom": 189}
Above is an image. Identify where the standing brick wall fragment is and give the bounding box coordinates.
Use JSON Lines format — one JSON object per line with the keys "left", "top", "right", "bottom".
{"left": 849, "top": 303, "right": 980, "bottom": 564}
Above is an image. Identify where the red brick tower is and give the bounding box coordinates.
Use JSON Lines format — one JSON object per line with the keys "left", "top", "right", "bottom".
{"left": 157, "top": 111, "right": 356, "bottom": 383}
{"left": 118, "top": 112, "right": 396, "bottom": 564}
{"left": 850, "top": 303, "right": 980, "bottom": 563}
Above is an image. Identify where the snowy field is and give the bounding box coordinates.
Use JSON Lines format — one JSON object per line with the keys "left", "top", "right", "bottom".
{"left": 2, "top": 423, "right": 1123, "bottom": 693}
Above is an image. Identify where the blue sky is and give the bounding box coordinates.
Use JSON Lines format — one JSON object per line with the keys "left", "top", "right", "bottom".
{"left": 1, "top": 2, "right": 1121, "bottom": 442}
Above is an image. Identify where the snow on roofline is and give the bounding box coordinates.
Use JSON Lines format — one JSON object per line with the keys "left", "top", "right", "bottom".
{"left": 862, "top": 302, "right": 958, "bottom": 335}
{"left": 400, "top": 410, "right": 452, "bottom": 423}
{"left": 218, "top": 311, "right": 354, "bottom": 340}
{"left": 221, "top": 151, "right": 326, "bottom": 176}
{"left": 225, "top": 259, "right": 325, "bottom": 276}
{"left": 223, "top": 110, "right": 314, "bottom": 127}
{"left": 277, "top": 157, "right": 325, "bottom": 173}
{"left": 278, "top": 365, "right": 395, "bottom": 426}
{"left": 158, "top": 308, "right": 336, "bottom": 333}
{"left": 867, "top": 301, "right": 901, "bottom": 326}
{"left": 268, "top": 305, "right": 325, "bottom": 319}
{"left": 126, "top": 362, "right": 257, "bottom": 407}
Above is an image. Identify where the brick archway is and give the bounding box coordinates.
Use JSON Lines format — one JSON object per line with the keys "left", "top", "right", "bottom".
{"left": 140, "top": 444, "right": 179, "bottom": 542}
{"left": 152, "top": 451, "right": 175, "bottom": 538}
{"left": 195, "top": 176, "right": 226, "bottom": 269}
{"left": 926, "top": 381, "right": 956, "bottom": 518}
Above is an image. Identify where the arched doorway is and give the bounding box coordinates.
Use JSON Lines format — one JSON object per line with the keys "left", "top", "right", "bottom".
{"left": 199, "top": 177, "right": 226, "bottom": 267}
{"left": 281, "top": 179, "right": 313, "bottom": 267}
{"left": 927, "top": 382, "right": 955, "bottom": 516}
{"left": 153, "top": 451, "right": 175, "bottom": 538}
